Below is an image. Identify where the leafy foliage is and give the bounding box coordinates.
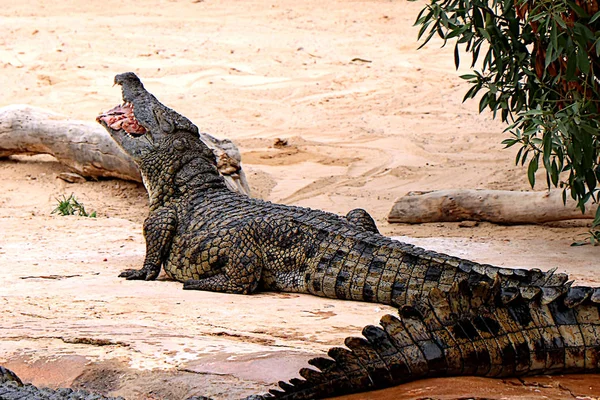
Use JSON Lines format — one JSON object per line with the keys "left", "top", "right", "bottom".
{"left": 414, "top": 0, "right": 600, "bottom": 233}
{"left": 52, "top": 194, "right": 97, "bottom": 218}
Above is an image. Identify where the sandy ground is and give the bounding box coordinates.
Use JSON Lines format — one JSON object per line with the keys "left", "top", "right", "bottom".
{"left": 1, "top": 0, "right": 599, "bottom": 399}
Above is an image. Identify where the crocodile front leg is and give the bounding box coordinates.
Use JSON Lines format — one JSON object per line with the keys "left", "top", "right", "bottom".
{"left": 119, "top": 207, "right": 177, "bottom": 280}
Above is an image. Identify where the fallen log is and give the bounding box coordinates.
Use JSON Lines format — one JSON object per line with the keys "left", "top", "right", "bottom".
{"left": 0, "top": 105, "right": 251, "bottom": 196}
{"left": 387, "top": 189, "right": 597, "bottom": 224}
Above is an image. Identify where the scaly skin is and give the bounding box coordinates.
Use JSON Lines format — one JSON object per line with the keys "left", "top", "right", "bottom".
{"left": 96, "top": 72, "right": 569, "bottom": 307}
{"left": 261, "top": 280, "right": 600, "bottom": 399}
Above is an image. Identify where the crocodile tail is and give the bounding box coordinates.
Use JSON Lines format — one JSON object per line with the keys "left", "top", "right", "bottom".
{"left": 299, "top": 220, "right": 569, "bottom": 307}
{"left": 265, "top": 279, "right": 600, "bottom": 399}
{"left": 307, "top": 228, "right": 570, "bottom": 307}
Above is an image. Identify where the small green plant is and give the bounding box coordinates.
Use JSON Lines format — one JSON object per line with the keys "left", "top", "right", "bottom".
{"left": 572, "top": 209, "right": 600, "bottom": 245}
{"left": 52, "top": 194, "right": 97, "bottom": 218}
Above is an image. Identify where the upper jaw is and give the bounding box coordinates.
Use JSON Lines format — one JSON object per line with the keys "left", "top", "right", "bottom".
{"left": 97, "top": 72, "right": 199, "bottom": 146}
{"left": 96, "top": 101, "right": 147, "bottom": 137}
{"left": 97, "top": 72, "right": 154, "bottom": 137}
{"left": 97, "top": 81, "right": 156, "bottom": 160}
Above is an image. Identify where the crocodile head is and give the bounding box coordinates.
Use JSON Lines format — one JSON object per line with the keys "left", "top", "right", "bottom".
{"left": 96, "top": 72, "right": 201, "bottom": 160}
{"left": 97, "top": 72, "right": 225, "bottom": 203}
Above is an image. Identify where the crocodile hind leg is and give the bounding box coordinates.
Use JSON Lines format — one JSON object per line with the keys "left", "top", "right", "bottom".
{"left": 181, "top": 225, "right": 264, "bottom": 294}
{"left": 345, "top": 208, "right": 379, "bottom": 234}
{"left": 182, "top": 250, "right": 263, "bottom": 294}
{"left": 119, "top": 207, "right": 177, "bottom": 280}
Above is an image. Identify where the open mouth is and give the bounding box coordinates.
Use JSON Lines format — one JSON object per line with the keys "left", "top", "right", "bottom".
{"left": 96, "top": 102, "right": 147, "bottom": 136}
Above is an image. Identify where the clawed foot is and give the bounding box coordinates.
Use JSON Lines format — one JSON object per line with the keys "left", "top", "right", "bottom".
{"left": 183, "top": 279, "right": 254, "bottom": 294}
{"left": 183, "top": 279, "right": 202, "bottom": 290}
{"left": 118, "top": 268, "right": 158, "bottom": 280}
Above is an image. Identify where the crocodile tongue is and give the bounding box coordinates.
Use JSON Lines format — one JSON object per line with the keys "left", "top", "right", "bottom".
{"left": 96, "top": 103, "right": 147, "bottom": 136}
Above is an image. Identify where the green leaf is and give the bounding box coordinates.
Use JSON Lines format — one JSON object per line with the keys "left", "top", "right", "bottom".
{"left": 417, "top": 21, "right": 430, "bottom": 40}
{"left": 521, "top": 149, "right": 529, "bottom": 166}
{"left": 414, "top": 7, "right": 428, "bottom": 24}
{"left": 439, "top": 9, "right": 449, "bottom": 28}
{"left": 477, "top": 27, "right": 491, "bottom": 42}
{"left": 479, "top": 92, "right": 489, "bottom": 112}
{"left": 501, "top": 138, "right": 517, "bottom": 147}
{"left": 417, "top": 28, "right": 438, "bottom": 49}
{"left": 551, "top": 159, "right": 559, "bottom": 186}
{"left": 575, "top": 23, "right": 596, "bottom": 41}
{"left": 471, "top": 42, "right": 482, "bottom": 67}
{"left": 550, "top": 21, "right": 558, "bottom": 50}
{"left": 568, "top": 0, "right": 589, "bottom": 18}
{"left": 585, "top": 169, "right": 597, "bottom": 193}
{"left": 515, "top": 146, "right": 524, "bottom": 165}
{"left": 528, "top": 155, "right": 539, "bottom": 188}
{"left": 542, "top": 130, "right": 553, "bottom": 172}
{"left": 462, "top": 84, "right": 482, "bottom": 101}
{"left": 577, "top": 47, "right": 590, "bottom": 75}
{"left": 454, "top": 43, "right": 460, "bottom": 69}
{"left": 590, "top": 10, "right": 600, "bottom": 23}
{"left": 544, "top": 45, "right": 554, "bottom": 69}
{"left": 458, "top": 31, "right": 474, "bottom": 44}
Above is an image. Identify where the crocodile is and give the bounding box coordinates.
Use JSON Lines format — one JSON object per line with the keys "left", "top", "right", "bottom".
{"left": 94, "top": 72, "right": 570, "bottom": 307}
{"left": 4, "top": 72, "right": 594, "bottom": 399}
{"left": 2, "top": 279, "right": 600, "bottom": 399}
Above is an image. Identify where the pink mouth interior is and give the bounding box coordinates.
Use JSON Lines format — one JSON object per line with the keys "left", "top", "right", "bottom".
{"left": 96, "top": 103, "right": 147, "bottom": 135}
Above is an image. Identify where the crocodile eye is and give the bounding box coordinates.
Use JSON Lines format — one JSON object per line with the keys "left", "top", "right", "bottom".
{"left": 173, "top": 138, "right": 188, "bottom": 151}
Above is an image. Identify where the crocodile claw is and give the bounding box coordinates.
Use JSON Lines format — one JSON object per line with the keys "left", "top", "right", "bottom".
{"left": 118, "top": 268, "right": 156, "bottom": 280}
{"left": 183, "top": 279, "right": 202, "bottom": 290}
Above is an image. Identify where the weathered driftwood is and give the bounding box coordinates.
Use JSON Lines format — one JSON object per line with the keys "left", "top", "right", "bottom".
{"left": 388, "top": 189, "right": 597, "bottom": 224}
{"left": 0, "top": 105, "right": 251, "bottom": 196}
